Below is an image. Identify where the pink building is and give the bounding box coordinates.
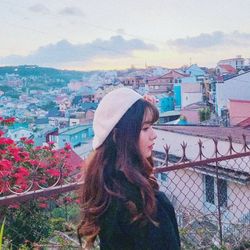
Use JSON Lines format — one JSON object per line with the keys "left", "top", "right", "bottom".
{"left": 181, "top": 102, "right": 207, "bottom": 124}
{"left": 228, "top": 99, "right": 250, "bottom": 126}
{"left": 147, "top": 70, "right": 189, "bottom": 95}
{"left": 68, "top": 81, "right": 90, "bottom": 91}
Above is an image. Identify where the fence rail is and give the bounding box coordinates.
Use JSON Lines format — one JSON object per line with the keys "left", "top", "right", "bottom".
{"left": 0, "top": 136, "right": 250, "bottom": 249}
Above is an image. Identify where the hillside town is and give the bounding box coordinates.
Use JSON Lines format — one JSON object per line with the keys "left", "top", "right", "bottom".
{"left": 1, "top": 56, "right": 250, "bottom": 155}
{"left": 1, "top": 55, "right": 250, "bottom": 249}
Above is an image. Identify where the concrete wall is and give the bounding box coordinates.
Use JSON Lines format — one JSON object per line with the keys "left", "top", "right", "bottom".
{"left": 229, "top": 99, "right": 250, "bottom": 126}
{"left": 216, "top": 72, "right": 250, "bottom": 116}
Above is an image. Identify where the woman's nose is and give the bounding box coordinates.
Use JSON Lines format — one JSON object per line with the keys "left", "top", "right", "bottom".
{"left": 151, "top": 127, "right": 157, "bottom": 140}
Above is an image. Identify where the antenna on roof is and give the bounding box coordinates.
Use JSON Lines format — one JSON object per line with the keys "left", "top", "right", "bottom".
{"left": 189, "top": 57, "right": 192, "bottom": 66}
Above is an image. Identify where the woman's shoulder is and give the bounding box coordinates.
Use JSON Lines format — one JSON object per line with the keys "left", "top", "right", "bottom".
{"left": 154, "top": 190, "right": 176, "bottom": 214}
{"left": 155, "top": 190, "right": 172, "bottom": 203}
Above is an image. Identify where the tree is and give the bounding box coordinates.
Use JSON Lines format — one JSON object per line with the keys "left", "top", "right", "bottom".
{"left": 199, "top": 107, "right": 211, "bottom": 122}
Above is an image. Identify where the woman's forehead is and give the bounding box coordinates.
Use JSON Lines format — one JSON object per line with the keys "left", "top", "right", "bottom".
{"left": 143, "top": 109, "right": 154, "bottom": 124}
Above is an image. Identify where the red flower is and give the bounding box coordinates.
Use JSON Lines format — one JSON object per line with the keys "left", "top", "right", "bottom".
{"left": 64, "top": 143, "right": 71, "bottom": 151}
{"left": 18, "top": 167, "right": 30, "bottom": 176}
{"left": 0, "top": 116, "right": 79, "bottom": 198}
{"left": 0, "top": 137, "right": 15, "bottom": 145}
{"left": 35, "top": 146, "right": 42, "bottom": 151}
{"left": 63, "top": 197, "right": 73, "bottom": 203}
{"left": 38, "top": 203, "right": 48, "bottom": 208}
{"left": 75, "top": 198, "right": 81, "bottom": 204}
{"left": 9, "top": 203, "right": 20, "bottom": 209}
{"left": 3, "top": 117, "right": 15, "bottom": 124}
{"left": 0, "top": 130, "right": 4, "bottom": 137}
{"left": 25, "top": 139, "right": 34, "bottom": 145}
{"left": 0, "top": 159, "right": 13, "bottom": 171}
{"left": 29, "top": 159, "right": 39, "bottom": 166}
{"left": 46, "top": 169, "right": 60, "bottom": 177}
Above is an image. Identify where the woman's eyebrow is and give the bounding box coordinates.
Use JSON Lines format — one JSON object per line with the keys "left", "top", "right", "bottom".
{"left": 143, "top": 121, "right": 152, "bottom": 125}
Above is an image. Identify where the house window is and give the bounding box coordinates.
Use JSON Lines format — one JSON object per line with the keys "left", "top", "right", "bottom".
{"left": 218, "top": 179, "right": 227, "bottom": 207}
{"left": 205, "top": 175, "right": 215, "bottom": 204}
{"left": 161, "top": 173, "right": 168, "bottom": 182}
{"left": 204, "top": 175, "right": 227, "bottom": 207}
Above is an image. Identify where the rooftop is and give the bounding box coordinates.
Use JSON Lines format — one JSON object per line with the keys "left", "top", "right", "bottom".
{"left": 60, "top": 125, "right": 89, "bottom": 136}
{"left": 159, "top": 110, "right": 181, "bottom": 117}
{"left": 155, "top": 125, "right": 250, "bottom": 143}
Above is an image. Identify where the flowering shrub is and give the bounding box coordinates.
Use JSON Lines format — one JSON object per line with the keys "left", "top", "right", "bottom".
{"left": 0, "top": 117, "right": 82, "bottom": 249}
{"left": 0, "top": 117, "right": 77, "bottom": 196}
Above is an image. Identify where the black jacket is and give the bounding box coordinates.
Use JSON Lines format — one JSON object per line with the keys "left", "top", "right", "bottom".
{"left": 99, "top": 174, "right": 180, "bottom": 250}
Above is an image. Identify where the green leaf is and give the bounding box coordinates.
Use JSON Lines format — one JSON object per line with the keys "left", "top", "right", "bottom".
{"left": 0, "top": 217, "right": 6, "bottom": 250}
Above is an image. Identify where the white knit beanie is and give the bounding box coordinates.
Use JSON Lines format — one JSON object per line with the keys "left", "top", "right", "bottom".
{"left": 92, "top": 87, "right": 142, "bottom": 149}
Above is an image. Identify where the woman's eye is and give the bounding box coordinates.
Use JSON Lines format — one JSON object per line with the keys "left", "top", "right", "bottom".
{"left": 142, "top": 126, "right": 150, "bottom": 131}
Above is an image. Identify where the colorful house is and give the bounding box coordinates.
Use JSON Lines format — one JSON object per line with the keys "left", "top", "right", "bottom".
{"left": 155, "top": 94, "right": 174, "bottom": 113}
{"left": 55, "top": 125, "right": 93, "bottom": 149}
{"left": 216, "top": 64, "right": 237, "bottom": 76}
{"left": 217, "top": 56, "right": 245, "bottom": 70}
{"left": 7, "top": 127, "right": 33, "bottom": 141}
{"left": 147, "top": 70, "right": 189, "bottom": 95}
{"left": 216, "top": 71, "right": 250, "bottom": 116}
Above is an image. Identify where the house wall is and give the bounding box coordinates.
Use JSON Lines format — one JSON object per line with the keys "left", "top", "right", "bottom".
{"left": 216, "top": 72, "right": 250, "bottom": 116}
{"left": 218, "top": 58, "right": 244, "bottom": 70}
{"left": 180, "top": 109, "right": 200, "bottom": 123}
{"left": 7, "top": 129, "right": 33, "bottom": 141}
{"left": 156, "top": 96, "right": 174, "bottom": 113}
{"left": 159, "top": 168, "right": 204, "bottom": 211}
{"left": 227, "top": 182, "right": 250, "bottom": 223}
{"left": 154, "top": 128, "right": 250, "bottom": 223}
{"left": 228, "top": 100, "right": 250, "bottom": 126}
{"left": 174, "top": 85, "right": 181, "bottom": 109}
{"left": 182, "top": 92, "right": 203, "bottom": 108}
{"left": 181, "top": 83, "right": 202, "bottom": 108}
{"left": 70, "top": 118, "right": 80, "bottom": 126}
{"left": 58, "top": 130, "right": 86, "bottom": 148}
{"left": 158, "top": 165, "right": 250, "bottom": 224}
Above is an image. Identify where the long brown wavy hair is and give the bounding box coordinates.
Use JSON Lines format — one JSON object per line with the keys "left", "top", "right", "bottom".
{"left": 77, "top": 99, "right": 159, "bottom": 249}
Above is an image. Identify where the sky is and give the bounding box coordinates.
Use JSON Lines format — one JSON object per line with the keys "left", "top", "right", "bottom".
{"left": 1, "top": 0, "right": 250, "bottom": 71}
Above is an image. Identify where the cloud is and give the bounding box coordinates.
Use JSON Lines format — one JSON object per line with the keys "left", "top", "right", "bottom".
{"left": 116, "top": 29, "right": 126, "bottom": 35}
{"left": 0, "top": 36, "right": 157, "bottom": 66}
{"left": 29, "top": 4, "right": 50, "bottom": 14}
{"left": 167, "top": 31, "right": 250, "bottom": 52}
{"left": 58, "top": 7, "right": 84, "bottom": 17}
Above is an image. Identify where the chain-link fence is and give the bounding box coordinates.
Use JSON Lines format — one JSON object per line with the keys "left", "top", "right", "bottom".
{"left": 154, "top": 140, "right": 250, "bottom": 249}
{"left": 1, "top": 140, "right": 250, "bottom": 249}
{"left": 0, "top": 189, "right": 82, "bottom": 250}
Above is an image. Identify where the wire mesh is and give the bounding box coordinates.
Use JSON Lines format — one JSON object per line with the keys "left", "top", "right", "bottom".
{"left": 0, "top": 143, "right": 249, "bottom": 249}
{"left": 155, "top": 155, "right": 250, "bottom": 249}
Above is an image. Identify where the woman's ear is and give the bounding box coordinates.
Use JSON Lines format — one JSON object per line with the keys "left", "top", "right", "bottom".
{"left": 112, "top": 128, "right": 118, "bottom": 143}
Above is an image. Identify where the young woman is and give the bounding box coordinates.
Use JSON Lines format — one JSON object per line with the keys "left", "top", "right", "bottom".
{"left": 78, "top": 88, "right": 180, "bottom": 250}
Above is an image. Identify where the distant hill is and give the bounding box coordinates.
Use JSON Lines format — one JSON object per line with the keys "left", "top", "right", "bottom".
{"left": 0, "top": 65, "right": 93, "bottom": 81}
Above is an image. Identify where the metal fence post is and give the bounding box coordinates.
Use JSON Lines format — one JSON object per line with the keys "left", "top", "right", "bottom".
{"left": 214, "top": 139, "right": 223, "bottom": 247}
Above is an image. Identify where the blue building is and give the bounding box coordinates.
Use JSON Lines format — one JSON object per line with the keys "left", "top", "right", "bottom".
{"left": 156, "top": 94, "right": 174, "bottom": 113}
{"left": 185, "top": 64, "right": 206, "bottom": 79}
{"left": 58, "top": 125, "right": 93, "bottom": 149}
{"left": 174, "top": 85, "right": 181, "bottom": 110}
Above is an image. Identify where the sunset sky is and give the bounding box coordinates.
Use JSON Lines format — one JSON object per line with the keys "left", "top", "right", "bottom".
{"left": 1, "top": 0, "right": 250, "bottom": 70}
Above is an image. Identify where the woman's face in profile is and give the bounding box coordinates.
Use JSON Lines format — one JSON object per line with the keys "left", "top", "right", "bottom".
{"left": 138, "top": 112, "right": 157, "bottom": 159}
